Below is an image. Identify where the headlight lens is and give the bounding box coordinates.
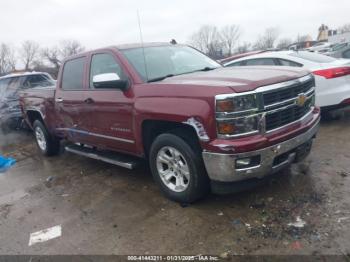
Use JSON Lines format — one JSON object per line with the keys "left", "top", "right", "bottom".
{"left": 216, "top": 94, "right": 257, "bottom": 112}
{"left": 217, "top": 115, "right": 259, "bottom": 136}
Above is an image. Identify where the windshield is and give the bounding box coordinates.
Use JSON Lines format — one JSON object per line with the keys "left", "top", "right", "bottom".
{"left": 289, "top": 51, "right": 336, "bottom": 63}
{"left": 331, "top": 43, "right": 348, "bottom": 51}
{"left": 121, "top": 45, "right": 221, "bottom": 82}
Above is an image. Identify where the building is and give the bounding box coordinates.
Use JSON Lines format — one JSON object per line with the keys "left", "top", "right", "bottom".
{"left": 317, "top": 24, "right": 329, "bottom": 42}
{"left": 328, "top": 32, "right": 350, "bottom": 44}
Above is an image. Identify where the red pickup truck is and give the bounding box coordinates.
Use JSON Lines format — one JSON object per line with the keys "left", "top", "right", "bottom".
{"left": 20, "top": 43, "right": 320, "bottom": 203}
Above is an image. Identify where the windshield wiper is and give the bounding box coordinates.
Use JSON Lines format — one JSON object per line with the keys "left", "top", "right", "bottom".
{"left": 198, "top": 67, "right": 217, "bottom": 71}
{"left": 147, "top": 74, "right": 175, "bottom": 83}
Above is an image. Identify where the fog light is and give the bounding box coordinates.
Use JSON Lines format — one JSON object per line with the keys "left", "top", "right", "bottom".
{"left": 235, "top": 156, "right": 261, "bottom": 169}
{"left": 236, "top": 158, "right": 251, "bottom": 167}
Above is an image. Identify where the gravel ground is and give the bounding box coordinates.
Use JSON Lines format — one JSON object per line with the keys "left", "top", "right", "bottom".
{"left": 0, "top": 111, "right": 349, "bottom": 258}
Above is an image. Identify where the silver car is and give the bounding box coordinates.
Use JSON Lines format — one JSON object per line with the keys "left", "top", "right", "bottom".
{"left": 324, "top": 43, "right": 350, "bottom": 59}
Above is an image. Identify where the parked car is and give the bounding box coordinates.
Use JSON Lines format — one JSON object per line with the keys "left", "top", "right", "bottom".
{"left": 224, "top": 51, "right": 350, "bottom": 112}
{"left": 323, "top": 42, "right": 350, "bottom": 59}
{"left": 20, "top": 43, "right": 320, "bottom": 203}
{"left": 0, "top": 72, "right": 55, "bottom": 129}
{"left": 218, "top": 50, "right": 268, "bottom": 64}
{"left": 305, "top": 42, "right": 333, "bottom": 53}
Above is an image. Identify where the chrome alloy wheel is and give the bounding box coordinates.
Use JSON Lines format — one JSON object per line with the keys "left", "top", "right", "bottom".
{"left": 156, "top": 146, "right": 190, "bottom": 192}
{"left": 35, "top": 126, "right": 47, "bottom": 151}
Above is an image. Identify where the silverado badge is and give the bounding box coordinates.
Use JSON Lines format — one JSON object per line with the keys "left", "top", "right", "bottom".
{"left": 296, "top": 93, "right": 307, "bottom": 107}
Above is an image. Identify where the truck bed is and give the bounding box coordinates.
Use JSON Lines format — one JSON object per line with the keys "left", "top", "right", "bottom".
{"left": 19, "top": 85, "right": 56, "bottom": 129}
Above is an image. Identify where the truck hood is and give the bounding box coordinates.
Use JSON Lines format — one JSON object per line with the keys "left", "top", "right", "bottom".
{"left": 156, "top": 66, "right": 309, "bottom": 93}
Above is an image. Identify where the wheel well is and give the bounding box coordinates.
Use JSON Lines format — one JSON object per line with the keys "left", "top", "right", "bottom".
{"left": 26, "top": 111, "right": 43, "bottom": 126}
{"left": 142, "top": 120, "right": 201, "bottom": 156}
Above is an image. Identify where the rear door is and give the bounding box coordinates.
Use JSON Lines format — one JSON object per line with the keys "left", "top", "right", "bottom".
{"left": 55, "top": 56, "right": 91, "bottom": 144}
{"left": 83, "top": 51, "right": 136, "bottom": 153}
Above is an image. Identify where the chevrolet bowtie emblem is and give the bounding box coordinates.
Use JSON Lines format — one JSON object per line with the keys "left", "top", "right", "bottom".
{"left": 296, "top": 93, "right": 307, "bottom": 107}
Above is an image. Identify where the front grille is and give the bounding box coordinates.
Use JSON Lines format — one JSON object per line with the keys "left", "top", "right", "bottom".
{"left": 265, "top": 99, "right": 312, "bottom": 131}
{"left": 263, "top": 79, "right": 314, "bottom": 106}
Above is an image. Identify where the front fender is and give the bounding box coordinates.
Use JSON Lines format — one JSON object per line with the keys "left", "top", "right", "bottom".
{"left": 134, "top": 97, "right": 216, "bottom": 153}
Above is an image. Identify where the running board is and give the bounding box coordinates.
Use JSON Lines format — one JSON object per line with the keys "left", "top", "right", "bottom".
{"left": 65, "top": 144, "right": 139, "bottom": 169}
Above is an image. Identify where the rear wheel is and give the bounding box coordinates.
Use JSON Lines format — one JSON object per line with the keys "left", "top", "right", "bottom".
{"left": 149, "top": 133, "right": 209, "bottom": 203}
{"left": 33, "top": 120, "right": 60, "bottom": 156}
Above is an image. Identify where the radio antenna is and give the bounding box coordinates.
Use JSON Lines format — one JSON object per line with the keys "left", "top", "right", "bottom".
{"left": 137, "top": 10, "right": 149, "bottom": 81}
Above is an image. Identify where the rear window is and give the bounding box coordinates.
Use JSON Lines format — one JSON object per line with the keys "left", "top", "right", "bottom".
{"left": 62, "top": 57, "right": 85, "bottom": 90}
{"left": 289, "top": 51, "right": 336, "bottom": 63}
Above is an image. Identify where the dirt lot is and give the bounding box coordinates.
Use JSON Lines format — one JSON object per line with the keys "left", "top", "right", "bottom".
{"left": 0, "top": 112, "right": 350, "bottom": 257}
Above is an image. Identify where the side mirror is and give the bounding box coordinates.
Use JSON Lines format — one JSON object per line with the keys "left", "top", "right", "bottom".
{"left": 93, "top": 73, "right": 128, "bottom": 90}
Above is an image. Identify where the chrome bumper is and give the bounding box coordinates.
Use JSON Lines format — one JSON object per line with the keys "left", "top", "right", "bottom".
{"left": 202, "top": 119, "right": 320, "bottom": 182}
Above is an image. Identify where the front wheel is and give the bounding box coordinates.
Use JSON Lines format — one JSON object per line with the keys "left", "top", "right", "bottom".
{"left": 33, "top": 120, "right": 60, "bottom": 156}
{"left": 149, "top": 133, "right": 210, "bottom": 203}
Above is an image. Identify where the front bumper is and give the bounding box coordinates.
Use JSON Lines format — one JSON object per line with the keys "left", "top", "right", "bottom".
{"left": 202, "top": 118, "right": 320, "bottom": 182}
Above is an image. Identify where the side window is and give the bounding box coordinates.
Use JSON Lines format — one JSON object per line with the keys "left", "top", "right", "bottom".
{"left": 245, "top": 58, "right": 276, "bottom": 66}
{"left": 7, "top": 77, "right": 20, "bottom": 89}
{"left": 62, "top": 57, "right": 86, "bottom": 90}
{"left": 343, "top": 49, "right": 350, "bottom": 59}
{"left": 227, "top": 61, "right": 243, "bottom": 67}
{"left": 0, "top": 79, "right": 10, "bottom": 99}
{"left": 90, "top": 53, "right": 125, "bottom": 88}
{"left": 22, "top": 75, "right": 53, "bottom": 89}
{"left": 278, "top": 59, "right": 303, "bottom": 67}
{"left": 0, "top": 78, "right": 10, "bottom": 89}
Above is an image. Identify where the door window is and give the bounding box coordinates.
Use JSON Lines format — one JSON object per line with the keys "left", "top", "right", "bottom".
{"left": 245, "top": 58, "right": 276, "bottom": 66}
{"left": 343, "top": 49, "right": 350, "bottom": 58}
{"left": 62, "top": 57, "right": 86, "bottom": 90}
{"left": 278, "top": 59, "right": 303, "bottom": 67}
{"left": 90, "top": 53, "right": 125, "bottom": 88}
{"left": 226, "top": 61, "right": 244, "bottom": 67}
{"left": 21, "top": 75, "right": 54, "bottom": 89}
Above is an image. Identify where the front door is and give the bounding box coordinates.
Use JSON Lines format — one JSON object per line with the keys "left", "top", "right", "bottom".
{"left": 82, "top": 52, "right": 136, "bottom": 154}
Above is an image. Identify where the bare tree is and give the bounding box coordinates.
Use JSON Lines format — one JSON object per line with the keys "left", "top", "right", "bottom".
{"left": 58, "top": 40, "right": 85, "bottom": 58}
{"left": 295, "top": 34, "right": 310, "bottom": 43}
{"left": 42, "top": 47, "right": 61, "bottom": 70}
{"left": 0, "top": 43, "right": 16, "bottom": 74}
{"left": 41, "top": 40, "right": 85, "bottom": 75}
{"left": 277, "top": 38, "right": 293, "bottom": 49}
{"left": 220, "top": 25, "right": 241, "bottom": 56}
{"left": 254, "top": 27, "right": 280, "bottom": 50}
{"left": 338, "top": 23, "right": 350, "bottom": 34}
{"left": 189, "top": 25, "right": 223, "bottom": 58}
{"left": 20, "top": 40, "right": 40, "bottom": 70}
{"left": 235, "top": 42, "right": 251, "bottom": 54}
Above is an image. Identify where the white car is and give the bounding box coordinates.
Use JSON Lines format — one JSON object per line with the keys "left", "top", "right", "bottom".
{"left": 306, "top": 42, "right": 333, "bottom": 53}
{"left": 224, "top": 51, "right": 350, "bottom": 111}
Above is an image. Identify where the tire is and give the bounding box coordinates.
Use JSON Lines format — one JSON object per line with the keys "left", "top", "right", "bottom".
{"left": 149, "top": 133, "right": 210, "bottom": 203}
{"left": 33, "top": 120, "right": 60, "bottom": 156}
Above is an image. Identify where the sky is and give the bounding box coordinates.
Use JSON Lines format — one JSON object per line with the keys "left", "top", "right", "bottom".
{"left": 1, "top": 0, "right": 350, "bottom": 50}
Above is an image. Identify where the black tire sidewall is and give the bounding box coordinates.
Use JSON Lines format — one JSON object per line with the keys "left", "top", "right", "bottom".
{"left": 149, "top": 133, "right": 208, "bottom": 203}
{"left": 33, "top": 120, "right": 53, "bottom": 156}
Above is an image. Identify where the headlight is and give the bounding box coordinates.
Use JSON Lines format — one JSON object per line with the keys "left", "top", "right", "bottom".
{"left": 217, "top": 115, "right": 259, "bottom": 136}
{"left": 216, "top": 94, "right": 257, "bottom": 112}
{"left": 216, "top": 93, "right": 260, "bottom": 137}
{"left": 310, "top": 94, "right": 315, "bottom": 106}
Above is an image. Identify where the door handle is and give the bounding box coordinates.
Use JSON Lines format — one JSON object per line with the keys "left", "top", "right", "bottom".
{"left": 55, "top": 98, "right": 63, "bottom": 103}
{"left": 84, "top": 98, "right": 94, "bottom": 104}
